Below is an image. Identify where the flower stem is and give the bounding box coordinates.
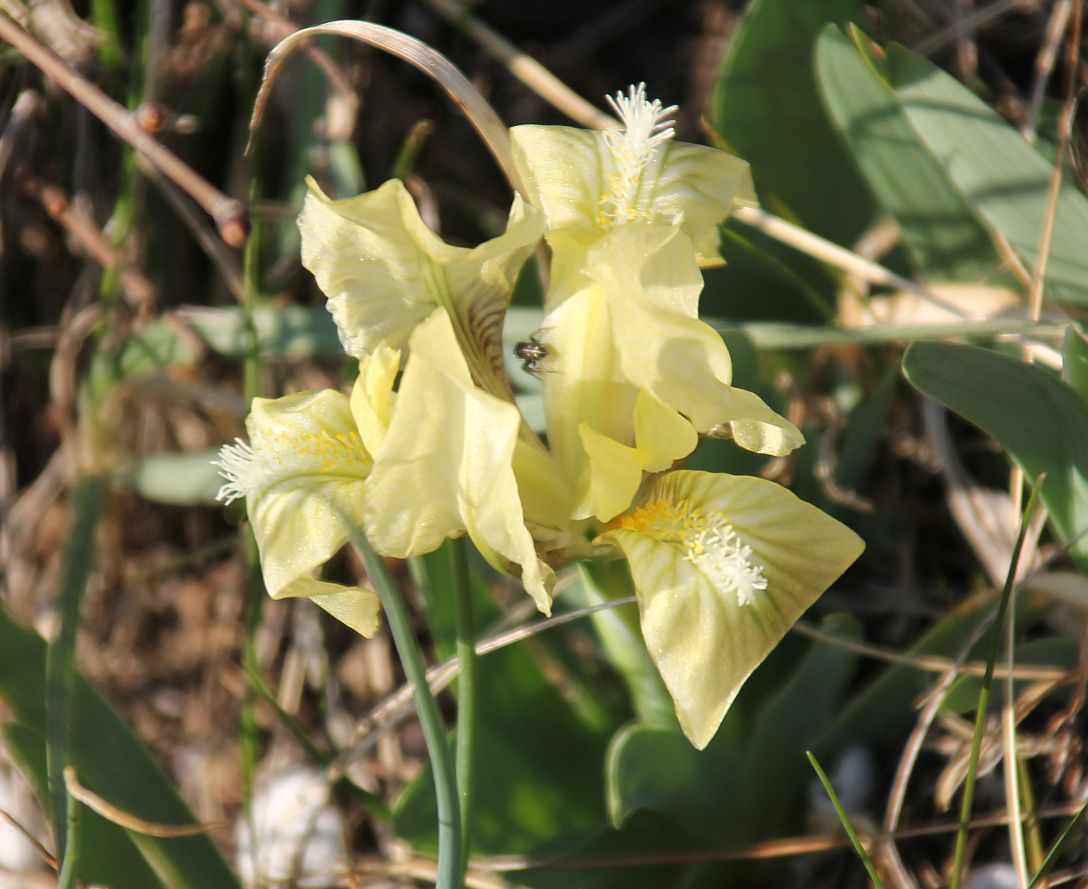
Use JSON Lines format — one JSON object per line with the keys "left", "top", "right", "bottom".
{"left": 357, "top": 535, "right": 462, "bottom": 887}
{"left": 450, "top": 537, "right": 477, "bottom": 874}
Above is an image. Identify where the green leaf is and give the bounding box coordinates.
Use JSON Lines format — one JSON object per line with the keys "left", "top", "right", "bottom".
{"left": 711, "top": 0, "right": 875, "bottom": 245}
{"left": 4, "top": 722, "right": 164, "bottom": 889}
{"left": 1063, "top": 326, "right": 1088, "bottom": 408}
{"left": 902, "top": 341, "right": 1088, "bottom": 567}
{"left": 835, "top": 366, "right": 898, "bottom": 494}
{"left": 127, "top": 450, "right": 225, "bottom": 506}
{"left": 814, "top": 26, "right": 997, "bottom": 281}
{"left": 605, "top": 724, "right": 743, "bottom": 843}
{"left": 940, "top": 636, "right": 1081, "bottom": 714}
{"left": 47, "top": 476, "right": 106, "bottom": 859}
{"left": 738, "top": 613, "right": 860, "bottom": 837}
{"left": 888, "top": 45, "right": 1088, "bottom": 307}
{"left": 116, "top": 306, "right": 342, "bottom": 378}
{"left": 0, "top": 606, "right": 241, "bottom": 889}
{"left": 811, "top": 593, "right": 1029, "bottom": 756}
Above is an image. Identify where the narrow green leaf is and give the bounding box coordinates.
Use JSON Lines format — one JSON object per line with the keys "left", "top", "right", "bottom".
{"left": 1026, "top": 797, "right": 1088, "bottom": 889}
{"left": 713, "top": 319, "right": 1068, "bottom": 349}
{"left": 889, "top": 45, "right": 1088, "bottom": 306}
{"left": 812, "top": 596, "right": 1002, "bottom": 754}
{"left": 815, "top": 26, "right": 997, "bottom": 281}
{"left": 902, "top": 341, "right": 1088, "bottom": 567}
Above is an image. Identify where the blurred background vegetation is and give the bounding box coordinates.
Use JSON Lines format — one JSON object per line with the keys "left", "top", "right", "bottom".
{"left": 2, "top": 0, "right": 1087, "bottom": 887}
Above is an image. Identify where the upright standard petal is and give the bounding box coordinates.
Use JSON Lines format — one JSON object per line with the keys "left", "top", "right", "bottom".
{"left": 364, "top": 308, "right": 555, "bottom": 613}
{"left": 510, "top": 84, "right": 754, "bottom": 263}
{"left": 214, "top": 388, "right": 380, "bottom": 637}
{"left": 602, "top": 471, "right": 864, "bottom": 749}
{"left": 299, "top": 177, "right": 543, "bottom": 399}
{"left": 541, "top": 222, "right": 802, "bottom": 512}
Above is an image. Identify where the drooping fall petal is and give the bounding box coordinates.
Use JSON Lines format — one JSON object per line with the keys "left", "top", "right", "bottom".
{"left": 363, "top": 307, "right": 555, "bottom": 613}
{"left": 602, "top": 470, "right": 864, "bottom": 748}
{"left": 214, "top": 388, "right": 380, "bottom": 637}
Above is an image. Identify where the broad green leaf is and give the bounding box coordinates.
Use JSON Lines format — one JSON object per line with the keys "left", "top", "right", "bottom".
{"left": 128, "top": 450, "right": 224, "bottom": 505}
{"left": 812, "top": 595, "right": 1001, "bottom": 754}
{"left": 4, "top": 722, "right": 163, "bottom": 889}
{"left": 1064, "top": 327, "right": 1088, "bottom": 408}
{"left": 835, "top": 366, "right": 898, "bottom": 493}
{"left": 0, "top": 606, "right": 241, "bottom": 889}
{"left": 738, "top": 613, "right": 860, "bottom": 838}
{"left": 815, "top": 26, "right": 997, "bottom": 281}
{"left": 605, "top": 724, "right": 743, "bottom": 843}
{"left": 47, "top": 476, "right": 105, "bottom": 858}
{"left": 116, "top": 306, "right": 342, "bottom": 378}
{"left": 903, "top": 341, "right": 1088, "bottom": 567}
{"left": 941, "top": 636, "right": 1080, "bottom": 713}
{"left": 889, "top": 45, "right": 1088, "bottom": 306}
{"left": 711, "top": 0, "right": 875, "bottom": 245}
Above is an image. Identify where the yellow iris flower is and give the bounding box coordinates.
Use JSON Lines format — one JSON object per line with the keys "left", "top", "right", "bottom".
{"left": 217, "top": 83, "right": 863, "bottom": 748}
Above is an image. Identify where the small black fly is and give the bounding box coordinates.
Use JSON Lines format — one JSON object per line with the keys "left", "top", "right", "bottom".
{"left": 513, "top": 335, "right": 549, "bottom": 375}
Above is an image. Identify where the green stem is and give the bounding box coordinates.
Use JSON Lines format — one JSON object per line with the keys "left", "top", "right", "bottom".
{"left": 450, "top": 538, "right": 477, "bottom": 873}
{"left": 949, "top": 477, "right": 1044, "bottom": 889}
{"left": 239, "top": 185, "right": 263, "bottom": 842}
{"left": 357, "top": 536, "right": 462, "bottom": 887}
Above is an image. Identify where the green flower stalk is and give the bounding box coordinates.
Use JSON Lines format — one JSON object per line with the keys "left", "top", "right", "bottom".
{"left": 216, "top": 83, "right": 864, "bottom": 750}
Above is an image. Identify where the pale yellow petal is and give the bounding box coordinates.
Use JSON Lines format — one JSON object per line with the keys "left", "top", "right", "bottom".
{"left": 602, "top": 471, "right": 864, "bottom": 748}
{"left": 299, "top": 178, "right": 448, "bottom": 357}
{"left": 631, "top": 390, "right": 698, "bottom": 472}
{"left": 510, "top": 125, "right": 606, "bottom": 232}
{"left": 365, "top": 308, "right": 553, "bottom": 613}
{"left": 547, "top": 223, "right": 704, "bottom": 317}
{"left": 299, "top": 177, "right": 543, "bottom": 398}
{"left": 510, "top": 117, "right": 754, "bottom": 261}
{"left": 610, "top": 298, "right": 803, "bottom": 455}
{"left": 541, "top": 224, "right": 800, "bottom": 464}
{"left": 574, "top": 393, "right": 696, "bottom": 522}
{"left": 307, "top": 584, "right": 381, "bottom": 638}
{"left": 512, "top": 438, "right": 576, "bottom": 537}
{"left": 350, "top": 346, "right": 400, "bottom": 455}
{"left": 576, "top": 424, "right": 645, "bottom": 522}
{"left": 214, "top": 389, "right": 371, "bottom": 601}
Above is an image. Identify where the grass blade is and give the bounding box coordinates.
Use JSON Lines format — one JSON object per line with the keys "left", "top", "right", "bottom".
{"left": 1026, "top": 797, "right": 1088, "bottom": 889}
{"left": 806, "top": 750, "right": 888, "bottom": 889}
{"left": 949, "top": 477, "right": 1046, "bottom": 889}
